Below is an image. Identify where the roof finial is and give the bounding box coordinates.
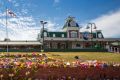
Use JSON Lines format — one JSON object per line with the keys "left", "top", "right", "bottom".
{"left": 66, "top": 16, "right": 75, "bottom": 22}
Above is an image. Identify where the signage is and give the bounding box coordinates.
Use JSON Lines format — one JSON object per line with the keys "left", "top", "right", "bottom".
{"left": 83, "top": 32, "right": 89, "bottom": 40}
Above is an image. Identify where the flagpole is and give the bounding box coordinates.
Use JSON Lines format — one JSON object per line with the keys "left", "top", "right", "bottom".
{"left": 6, "top": 6, "right": 9, "bottom": 53}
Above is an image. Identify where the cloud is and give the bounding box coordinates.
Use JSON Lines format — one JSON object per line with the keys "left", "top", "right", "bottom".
{"left": 45, "top": 21, "right": 61, "bottom": 31}
{"left": 89, "top": 9, "right": 120, "bottom": 38}
{"left": 7, "top": 0, "right": 19, "bottom": 7}
{"left": 0, "top": 0, "right": 61, "bottom": 40}
{"left": 54, "top": 0, "right": 60, "bottom": 3}
{"left": 0, "top": 16, "right": 39, "bottom": 40}
{"left": 0, "top": 0, "right": 38, "bottom": 40}
{"left": 0, "top": 15, "right": 60, "bottom": 40}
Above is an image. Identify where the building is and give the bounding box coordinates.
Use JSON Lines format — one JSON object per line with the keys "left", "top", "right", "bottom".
{"left": 37, "top": 16, "right": 120, "bottom": 52}
{"left": 0, "top": 16, "right": 120, "bottom": 52}
{"left": 109, "top": 42, "right": 120, "bottom": 53}
{"left": 0, "top": 40, "right": 41, "bottom": 52}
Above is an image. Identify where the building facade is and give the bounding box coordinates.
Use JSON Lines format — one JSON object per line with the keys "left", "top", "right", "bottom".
{"left": 0, "top": 40, "right": 41, "bottom": 52}
{"left": 37, "top": 17, "right": 107, "bottom": 50}
{"left": 0, "top": 16, "right": 120, "bottom": 52}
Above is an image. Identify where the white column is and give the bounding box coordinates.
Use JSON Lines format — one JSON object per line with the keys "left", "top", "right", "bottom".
{"left": 117, "top": 48, "right": 120, "bottom": 53}
{"left": 114, "top": 47, "right": 116, "bottom": 53}
{"left": 110, "top": 47, "right": 113, "bottom": 52}
{"left": 67, "top": 31, "right": 69, "bottom": 38}
{"left": 106, "top": 45, "right": 110, "bottom": 52}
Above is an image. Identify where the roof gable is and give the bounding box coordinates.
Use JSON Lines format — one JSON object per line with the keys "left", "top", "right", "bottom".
{"left": 63, "top": 16, "right": 79, "bottom": 29}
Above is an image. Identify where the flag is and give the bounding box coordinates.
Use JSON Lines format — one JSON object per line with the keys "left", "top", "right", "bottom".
{"left": 7, "top": 9, "right": 16, "bottom": 17}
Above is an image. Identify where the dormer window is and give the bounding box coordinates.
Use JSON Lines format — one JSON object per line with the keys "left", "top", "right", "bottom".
{"left": 62, "top": 34, "right": 64, "bottom": 38}
{"left": 98, "top": 33, "right": 103, "bottom": 38}
{"left": 70, "top": 20, "right": 76, "bottom": 27}
{"left": 53, "top": 34, "right": 56, "bottom": 37}
{"left": 71, "top": 31, "right": 77, "bottom": 38}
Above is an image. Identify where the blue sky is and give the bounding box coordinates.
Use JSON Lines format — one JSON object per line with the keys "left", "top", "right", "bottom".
{"left": 0, "top": 0, "right": 120, "bottom": 40}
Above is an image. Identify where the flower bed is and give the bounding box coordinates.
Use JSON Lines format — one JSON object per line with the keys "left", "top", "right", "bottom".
{"left": 0, "top": 53, "right": 119, "bottom": 80}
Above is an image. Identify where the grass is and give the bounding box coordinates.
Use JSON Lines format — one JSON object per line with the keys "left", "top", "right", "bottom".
{"left": 46, "top": 52, "right": 120, "bottom": 63}
{"left": 0, "top": 52, "right": 120, "bottom": 63}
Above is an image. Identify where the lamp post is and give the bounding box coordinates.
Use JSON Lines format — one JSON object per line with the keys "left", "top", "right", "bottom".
{"left": 86, "top": 23, "right": 97, "bottom": 48}
{"left": 40, "top": 21, "right": 47, "bottom": 51}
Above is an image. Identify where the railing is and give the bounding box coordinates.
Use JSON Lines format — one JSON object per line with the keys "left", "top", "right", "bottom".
{"left": 44, "top": 37, "right": 120, "bottom": 41}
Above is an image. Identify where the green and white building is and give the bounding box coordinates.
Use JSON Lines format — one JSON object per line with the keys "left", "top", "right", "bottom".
{"left": 37, "top": 16, "right": 107, "bottom": 51}
{"left": 0, "top": 16, "right": 120, "bottom": 52}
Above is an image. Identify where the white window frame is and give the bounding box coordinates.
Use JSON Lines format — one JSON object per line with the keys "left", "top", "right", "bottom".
{"left": 44, "top": 32, "right": 47, "bottom": 37}
{"left": 53, "top": 34, "right": 56, "bottom": 37}
{"left": 62, "top": 34, "right": 64, "bottom": 38}
{"left": 71, "top": 31, "right": 77, "bottom": 38}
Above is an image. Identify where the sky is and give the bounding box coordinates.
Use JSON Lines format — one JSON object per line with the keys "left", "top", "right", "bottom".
{"left": 0, "top": 0, "right": 120, "bottom": 40}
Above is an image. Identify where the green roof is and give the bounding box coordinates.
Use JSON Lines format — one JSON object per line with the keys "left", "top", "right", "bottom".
{"left": 48, "top": 32, "right": 67, "bottom": 38}
{"left": 40, "top": 30, "right": 104, "bottom": 39}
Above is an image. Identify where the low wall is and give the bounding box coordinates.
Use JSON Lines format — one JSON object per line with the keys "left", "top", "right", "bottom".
{"left": 45, "top": 48, "right": 108, "bottom": 52}
{"left": 0, "top": 48, "right": 108, "bottom": 52}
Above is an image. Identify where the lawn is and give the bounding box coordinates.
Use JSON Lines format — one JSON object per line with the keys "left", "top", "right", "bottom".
{"left": 1, "top": 52, "right": 120, "bottom": 63}
{"left": 46, "top": 52, "right": 120, "bottom": 63}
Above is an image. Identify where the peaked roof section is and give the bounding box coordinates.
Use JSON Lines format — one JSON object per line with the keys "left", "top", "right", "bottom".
{"left": 63, "top": 16, "right": 79, "bottom": 29}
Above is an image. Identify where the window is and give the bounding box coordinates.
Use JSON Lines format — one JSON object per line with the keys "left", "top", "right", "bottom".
{"left": 76, "top": 44, "right": 81, "bottom": 47}
{"left": 70, "top": 20, "right": 76, "bottom": 27}
{"left": 44, "top": 32, "right": 47, "bottom": 37}
{"left": 53, "top": 34, "right": 56, "bottom": 37}
{"left": 71, "top": 31, "right": 77, "bottom": 38}
{"left": 98, "top": 33, "right": 103, "bottom": 38}
{"left": 62, "top": 34, "right": 64, "bottom": 38}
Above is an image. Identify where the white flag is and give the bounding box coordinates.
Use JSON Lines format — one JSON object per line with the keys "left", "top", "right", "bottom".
{"left": 7, "top": 9, "right": 16, "bottom": 17}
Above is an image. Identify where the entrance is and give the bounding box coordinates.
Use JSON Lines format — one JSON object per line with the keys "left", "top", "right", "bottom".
{"left": 57, "top": 43, "right": 65, "bottom": 49}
